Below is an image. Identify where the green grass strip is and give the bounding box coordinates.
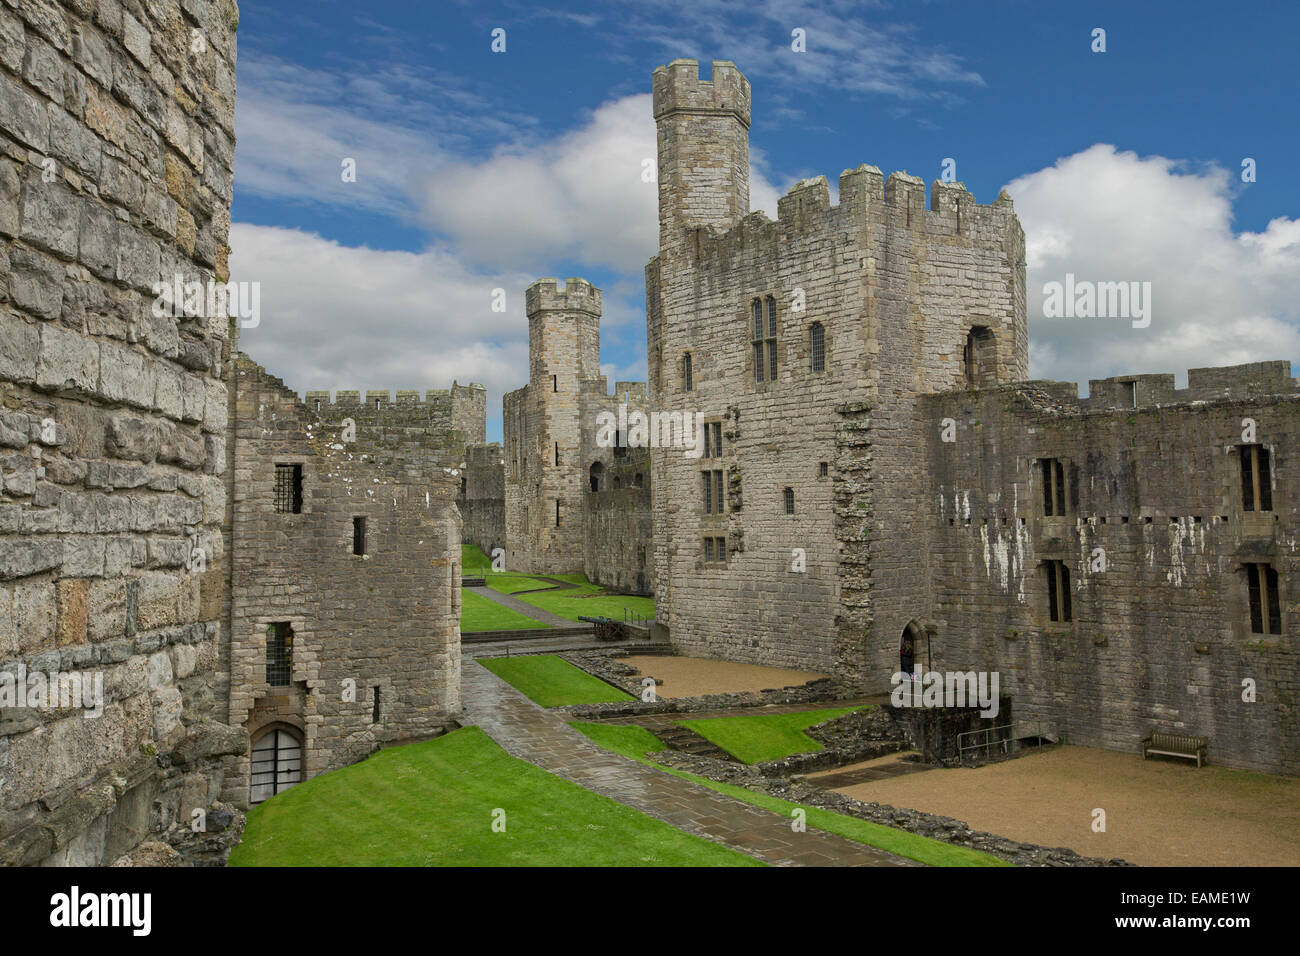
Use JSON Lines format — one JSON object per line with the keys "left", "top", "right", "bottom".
{"left": 460, "top": 588, "right": 550, "bottom": 632}
{"left": 479, "top": 654, "right": 634, "bottom": 707}
{"left": 230, "top": 726, "right": 759, "bottom": 866}
{"left": 677, "top": 706, "right": 864, "bottom": 763}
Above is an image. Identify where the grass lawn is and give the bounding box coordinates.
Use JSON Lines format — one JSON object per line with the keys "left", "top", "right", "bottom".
{"left": 568, "top": 721, "right": 1010, "bottom": 868}
{"left": 514, "top": 572, "right": 655, "bottom": 622}
{"left": 230, "top": 726, "right": 759, "bottom": 866}
{"left": 462, "top": 543, "right": 495, "bottom": 574}
{"left": 678, "top": 706, "right": 864, "bottom": 763}
{"left": 460, "top": 588, "right": 549, "bottom": 633}
{"left": 479, "top": 654, "right": 634, "bottom": 707}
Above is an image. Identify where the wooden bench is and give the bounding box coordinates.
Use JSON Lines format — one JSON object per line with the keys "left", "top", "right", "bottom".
{"left": 1142, "top": 731, "right": 1208, "bottom": 767}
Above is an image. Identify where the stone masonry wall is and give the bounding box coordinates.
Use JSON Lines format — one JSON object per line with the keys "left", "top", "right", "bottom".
{"left": 922, "top": 365, "right": 1300, "bottom": 774}
{"left": 459, "top": 441, "right": 504, "bottom": 560}
{"left": 223, "top": 355, "right": 462, "bottom": 807}
{"left": 0, "top": 0, "right": 246, "bottom": 864}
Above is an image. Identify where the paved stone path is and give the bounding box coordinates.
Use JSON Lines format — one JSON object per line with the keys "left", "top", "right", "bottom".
{"left": 461, "top": 659, "right": 919, "bottom": 867}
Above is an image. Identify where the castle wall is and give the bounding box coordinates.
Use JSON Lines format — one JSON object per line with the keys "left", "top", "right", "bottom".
{"left": 224, "top": 356, "right": 461, "bottom": 806}
{"left": 580, "top": 386, "right": 653, "bottom": 596}
{"left": 0, "top": 0, "right": 246, "bottom": 865}
{"left": 922, "top": 365, "right": 1300, "bottom": 774}
{"left": 459, "top": 442, "right": 504, "bottom": 559}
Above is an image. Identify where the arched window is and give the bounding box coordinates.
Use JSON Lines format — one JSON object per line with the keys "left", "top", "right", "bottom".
{"left": 250, "top": 727, "right": 303, "bottom": 804}
{"left": 809, "top": 322, "right": 825, "bottom": 373}
{"left": 613, "top": 475, "right": 622, "bottom": 490}
{"left": 683, "top": 352, "right": 693, "bottom": 392}
{"left": 589, "top": 461, "right": 604, "bottom": 492}
{"left": 633, "top": 472, "right": 643, "bottom": 488}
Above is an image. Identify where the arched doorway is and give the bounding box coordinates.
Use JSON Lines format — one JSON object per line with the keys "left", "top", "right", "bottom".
{"left": 900, "top": 620, "right": 929, "bottom": 677}
{"left": 250, "top": 726, "right": 303, "bottom": 804}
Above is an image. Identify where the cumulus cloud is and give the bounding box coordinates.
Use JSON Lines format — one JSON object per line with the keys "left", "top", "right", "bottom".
{"left": 1007, "top": 144, "right": 1300, "bottom": 389}
{"left": 230, "top": 223, "right": 536, "bottom": 424}
{"left": 418, "top": 93, "right": 782, "bottom": 273}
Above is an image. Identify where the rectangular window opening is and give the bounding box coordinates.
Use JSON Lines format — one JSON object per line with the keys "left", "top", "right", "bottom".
{"left": 1239, "top": 444, "right": 1273, "bottom": 512}
{"left": 1044, "top": 561, "right": 1071, "bottom": 622}
{"left": 352, "top": 516, "right": 366, "bottom": 556}
{"left": 266, "top": 622, "right": 293, "bottom": 686}
{"left": 274, "top": 464, "right": 303, "bottom": 514}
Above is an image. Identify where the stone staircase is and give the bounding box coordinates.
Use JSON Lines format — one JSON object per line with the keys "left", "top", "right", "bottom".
{"left": 650, "top": 724, "right": 738, "bottom": 762}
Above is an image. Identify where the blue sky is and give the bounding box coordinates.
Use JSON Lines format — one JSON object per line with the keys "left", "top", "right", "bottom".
{"left": 230, "top": 0, "right": 1300, "bottom": 442}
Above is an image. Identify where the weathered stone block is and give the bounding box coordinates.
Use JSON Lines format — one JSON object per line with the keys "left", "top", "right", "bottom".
{"left": 37, "top": 322, "right": 99, "bottom": 392}
{"left": 0, "top": 313, "right": 40, "bottom": 383}
{"left": 55, "top": 578, "right": 89, "bottom": 647}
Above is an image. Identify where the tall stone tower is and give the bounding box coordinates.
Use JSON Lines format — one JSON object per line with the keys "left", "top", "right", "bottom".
{"left": 503, "top": 279, "right": 602, "bottom": 573}
{"left": 652, "top": 60, "right": 751, "bottom": 245}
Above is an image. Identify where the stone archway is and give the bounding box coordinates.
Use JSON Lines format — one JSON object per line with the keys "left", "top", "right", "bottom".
{"left": 900, "top": 620, "right": 928, "bottom": 677}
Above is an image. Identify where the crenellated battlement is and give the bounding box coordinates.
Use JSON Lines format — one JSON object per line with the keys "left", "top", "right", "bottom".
{"left": 937, "top": 361, "right": 1299, "bottom": 414}
{"left": 652, "top": 58, "right": 750, "bottom": 128}
{"left": 526, "top": 277, "right": 602, "bottom": 317}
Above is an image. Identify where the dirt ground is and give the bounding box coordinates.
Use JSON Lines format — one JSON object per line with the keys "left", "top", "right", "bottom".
{"left": 620, "top": 655, "right": 826, "bottom": 699}
{"left": 829, "top": 745, "right": 1300, "bottom": 867}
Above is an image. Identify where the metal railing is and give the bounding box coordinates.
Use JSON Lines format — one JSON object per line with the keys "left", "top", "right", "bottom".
{"left": 623, "top": 607, "right": 651, "bottom": 627}
{"left": 956, "top": 720, "right": 1054, "bottom": 761}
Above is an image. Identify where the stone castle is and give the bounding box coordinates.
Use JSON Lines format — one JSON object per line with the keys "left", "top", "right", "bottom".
{"left": 0, "top": 1, "right": 1294, "bottom": 867}
{"left": 503, "top": 60, "right": 1299, "bottom": 776}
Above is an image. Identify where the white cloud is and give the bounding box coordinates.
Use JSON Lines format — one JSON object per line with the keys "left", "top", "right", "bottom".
{"left": 1007, "top": 144, "right": 1300, "bottom": 388}
{"left": 229, "top": 223, "right": 536, "bottom": 424}
{"left": 418, "top": 93, "right": 782, "bottom": 273}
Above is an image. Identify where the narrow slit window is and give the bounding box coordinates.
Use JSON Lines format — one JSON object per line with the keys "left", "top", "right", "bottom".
{"left": 555, "top": 441, "right": 560, "bottom": 466}
{"left": 714, "top": 469, "right": 724, "bottom": 514}
{"left": 702, "top": 470, "right": 713, "bottom": 514}
{"left": 372, "top": 685, "right": 381, "bottom": 723}
{"left": 810, "top": 322, "right": 825, "bottom": 373}
{"left": 552, "top": 374, "right": 557, "bottom": 392}
{"left": 352, "top": 516, "right": 366, "bottom": 556}
{"left": 1040, "top": 459, "right": 1066, "bottom": 516}
{"left": 1043, "top": 560, "right": 1072, "bottom": 622}
{"left": 683, "top": 352, "right": 693, "bottom": 392}
{"left": 274, "top": 464, "right": 303, "bottom": 514}
{"left": 783, "top": 486, "right": 795, "bottom": 514}
{"left": 1239, "top": 444, "right": 1273, "bottom": 512}
{"left": 555, "top": 499, "right": 561, "bottom": 527}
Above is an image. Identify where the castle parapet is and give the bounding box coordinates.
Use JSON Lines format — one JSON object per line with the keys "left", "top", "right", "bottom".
{"left": 526, "top": 277, "right": 602, "bottom": 317}
{"left": 652, "top": 59, "right": 750, "bottom": 127}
